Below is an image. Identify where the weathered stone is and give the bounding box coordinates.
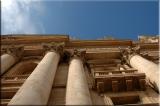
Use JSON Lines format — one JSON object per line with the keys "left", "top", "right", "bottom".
{"left": 1, "top": 35, "right": 159, "bottom": 106}
{"left": 1, "top": 46, "right": 24, "bottom": 75}
{"left": 66, "top": 57, "right": 92, "bottom": 105}
{"left": 1, "top": 54, "right": 16, "bottom": 75}
{"left": 8, "top": 51, "right": 60, "bottom": 105}
{"left": 129, "top": 54, "right": 159, "bottom": 92}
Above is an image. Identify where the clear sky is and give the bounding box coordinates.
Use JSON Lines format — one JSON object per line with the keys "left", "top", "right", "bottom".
{"left": 2, "top": 0, "right": 159, "bottom": 40}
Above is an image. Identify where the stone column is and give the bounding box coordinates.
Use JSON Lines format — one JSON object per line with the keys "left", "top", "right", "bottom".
{"left": 129, "top": 54, "right": 159, "bottom": 92}
{"left": 1, "top": 54, "right": 16, "bottom": 75}
{"left": 120, "top": 47, "right": 159, "bottom": 92}
{"left": 66, "top": 50, "right": 92, "bottom": 105}
{"left": 8, "top": 44, "right": 63, "bottom": 105}
{"left": 1, "top": 46, "right": 24, "bottom": 75}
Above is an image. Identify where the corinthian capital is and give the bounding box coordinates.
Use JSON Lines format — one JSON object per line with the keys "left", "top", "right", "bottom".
{"left": 70, "top": 49, "right": 86, "bottom": 62}
{"left": 120, "top": 46, "right": 140, "bottom": 57}
{"left": 6, "top": 45, "right": 24, "bottom": 61}
{"left": 119, "top": 46, "right": 140, "bottom": 64}
{"left": 42, "top": 42, "right": 65, "bottom": 55}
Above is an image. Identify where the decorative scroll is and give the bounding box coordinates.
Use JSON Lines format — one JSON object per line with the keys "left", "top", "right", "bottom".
{"left": 6, "top": 45, "right": 24, "bottom": 61}
{"left": 119, "top": 46, "right": 140, "bottom": 64}
{"left": 42, "top": 42, "right": 65, "bottom": 55}
{"left": 70, "top": 49, "right": 86, "bottom": 62}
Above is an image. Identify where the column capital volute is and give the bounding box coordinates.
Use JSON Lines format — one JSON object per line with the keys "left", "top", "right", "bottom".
{"left": 6, "top": 45, "right": 24, "bottom": 61}
{"left": 42, "top": 42, "right": 65, "bottom": 55}
{"left": 70, "top": 49, "right": 86, "bottom": 63}
{"left": 119, "top": 46, "right": 140, "bottom": 64}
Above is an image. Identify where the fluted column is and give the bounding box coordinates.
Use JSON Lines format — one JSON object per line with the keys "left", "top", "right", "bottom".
{"left": 66, "top": 50, "right": 92, "bottom": 105}
{"left": 8, "top": 44, "right": 63, "bottom": 105}
{"left": 1, "top": 46, "right": 24, "bottom": 75}
{"left": 129, "top": 54, "right": 159, "bottom": 92}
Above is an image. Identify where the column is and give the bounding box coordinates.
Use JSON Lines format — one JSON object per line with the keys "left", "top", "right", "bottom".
{"left": 8, "top": 46, "right": 61, "bottom": 105}
{"left": 1, "top": 54, "right": 16, "bottom": 75}
{"left": 66, "top": 50, "right": 92, "bottom": 105}
{"left": 1, "top": 46, "right": 24, "bottom": 75}
{"left": 129, "top": 54, "right": 159, "bottom": 92}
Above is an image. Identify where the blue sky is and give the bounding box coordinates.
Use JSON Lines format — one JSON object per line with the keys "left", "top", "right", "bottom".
{"left": 2, "top": 0, "right": 159, "bottom": 40}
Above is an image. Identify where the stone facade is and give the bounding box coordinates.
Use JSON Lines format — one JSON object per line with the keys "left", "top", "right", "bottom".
{"left": 1, "top": 35, "right": 159, "bottom": 105}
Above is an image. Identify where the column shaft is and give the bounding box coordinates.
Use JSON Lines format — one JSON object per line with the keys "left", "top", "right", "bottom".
{"left": 8, "top": 51, "right": 60, "bottom": 105}
{"left": 66, "top": 58, "right": 92, "bottom": 105}
{"left": 1, "top": 54, "right": 16, "bottom": 75}
{"left": 129, "top": 55, "right": 159, "bottom": 91}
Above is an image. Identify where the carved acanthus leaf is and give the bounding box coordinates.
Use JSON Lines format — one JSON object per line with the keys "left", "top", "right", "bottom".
{"left": 6, "top": 45, "right": 24, "bottom": 60}
{"left": 42, "top": 42, "right": 65, "bottom": 55}
{"left": 119, "top": 46, "right": 141, "bottom": 64}
{"left": 70, "top": 49, "right": 86, "bottom": 62}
